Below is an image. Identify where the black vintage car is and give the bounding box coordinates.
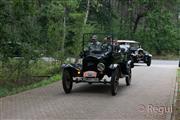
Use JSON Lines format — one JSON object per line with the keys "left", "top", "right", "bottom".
{"left": 62, "top": 33, "right": 132, "bottom": 96}
{"left": 116, "top": 40, "right": 152, "bottom": 67}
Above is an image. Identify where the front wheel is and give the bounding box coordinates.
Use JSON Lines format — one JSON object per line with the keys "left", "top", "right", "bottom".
{"left": 146, "top": 57, "right": 151, "bottom": 66}
{"left": 62, "top": 70, "right": 73, "bottom": 94}
{"left": 111, "top": 68, "right": 119, "bottom": 96}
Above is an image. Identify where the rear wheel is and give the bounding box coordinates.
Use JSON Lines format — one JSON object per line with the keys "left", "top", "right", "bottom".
{"left": 131, "top": 61, "right": 134, "bottom": 68}
{"left": 130, "top": 57, "right": 135, "bottom": 68}
{"left": 62, "top": 70, "right": 73, "bottom": 94}
{"left": 111, "top": 68, "right": 119, "bottom": 96}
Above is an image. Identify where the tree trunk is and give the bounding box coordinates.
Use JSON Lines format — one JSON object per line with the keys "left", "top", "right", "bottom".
{"left": 84, "top": 0, "right": 90, "bottom": 25}
{"left": 62, "top": 7, "right": 67, "bottom": 59}
{"left": 74, "top": 0, "right": 90, "bottom": 64}
{"left": 133, "top": 14, "right": 143, "bottom": 33}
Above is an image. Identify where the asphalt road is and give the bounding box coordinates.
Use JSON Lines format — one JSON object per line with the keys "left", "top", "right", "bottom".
{"left": 0, "top": 60, "right": 178, "bottom": 120}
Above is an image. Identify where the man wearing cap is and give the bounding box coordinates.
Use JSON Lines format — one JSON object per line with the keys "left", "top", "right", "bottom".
{"left": 88, "top": 35, "right": 102, "bottom": 52}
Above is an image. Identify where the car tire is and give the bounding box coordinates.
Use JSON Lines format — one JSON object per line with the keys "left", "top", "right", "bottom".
{"left": 88, "top": 82, "right": 92, "bottom": 85}
{"left": 125, "top": 68, "right": 131, "bottom": 86}
{"left": 130, "top": 57, "right": 135, "bottom": 68}
{"left": 62, "top": 70, "right": 73, "bottom": 94}
{"left": 111, "top": 68, "right": 119, "bottom": 96}
{"left": 131, "top": 61, "right": 134, "bottom": 68}
{"left": 98, "top": 74, "right": 104, "bottom": 80}
{"left": 147, "top": 58, "right": 151, "bottom": 66}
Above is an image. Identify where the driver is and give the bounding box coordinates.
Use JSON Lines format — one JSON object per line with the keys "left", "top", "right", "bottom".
{"left": 88, "top": 35, "right": 102, "bottom": 52}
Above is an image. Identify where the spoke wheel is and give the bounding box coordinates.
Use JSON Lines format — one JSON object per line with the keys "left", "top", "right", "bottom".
{"left": 111, "top": 68, "right": 119, "bottom": 96}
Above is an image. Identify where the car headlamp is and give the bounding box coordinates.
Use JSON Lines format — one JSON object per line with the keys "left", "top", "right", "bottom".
{"left": 97, "top": 63, "right": 105, "bottom": 72}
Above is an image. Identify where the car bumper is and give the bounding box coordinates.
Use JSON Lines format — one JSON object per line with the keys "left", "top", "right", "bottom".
{"left": 73, "top": 77, "right": 110, "bottom": 83}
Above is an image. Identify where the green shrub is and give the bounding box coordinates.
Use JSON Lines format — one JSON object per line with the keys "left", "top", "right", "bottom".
{"left": 0, "top": 58, "right": 61, "bottom": 86}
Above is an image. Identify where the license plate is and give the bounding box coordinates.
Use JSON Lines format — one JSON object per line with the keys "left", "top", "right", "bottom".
{"left": 83, "top": 71, "right": 97, "bottom": 78}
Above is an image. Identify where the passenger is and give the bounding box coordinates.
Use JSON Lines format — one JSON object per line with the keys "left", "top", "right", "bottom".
{"left": 102, "top": 36, "right": 113, "bottom": 55}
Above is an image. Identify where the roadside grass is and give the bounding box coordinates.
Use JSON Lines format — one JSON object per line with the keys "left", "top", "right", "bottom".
{"left": 0, "top": 74, "right": 61, "bottom": 98}
{"left": 175, "top": 69, "right": 180, "bottom": 120}
{"left": 0, "top": 58, "right": 62, "bottom": 98}
{"left": 178, "top": 69, "right": 180, "bottom": 78}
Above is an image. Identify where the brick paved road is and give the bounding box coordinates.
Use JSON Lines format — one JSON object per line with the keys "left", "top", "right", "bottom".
{"left": 0, "top": 60, "right": 178, "bottom": 120}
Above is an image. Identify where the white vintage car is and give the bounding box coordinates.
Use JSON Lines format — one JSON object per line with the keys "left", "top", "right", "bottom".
{"left": 116, "top": 40, "right": 152, "bottom": 67}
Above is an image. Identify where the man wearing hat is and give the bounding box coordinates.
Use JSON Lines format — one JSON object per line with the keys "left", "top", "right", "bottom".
{"left": 88, "top": 35, "right": 102, "bottom": 52}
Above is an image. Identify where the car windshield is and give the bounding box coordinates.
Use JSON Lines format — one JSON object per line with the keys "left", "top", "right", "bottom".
{"left": 117, "top": 41, "right": 140, "bottom": 50}
{"left": 129, "top": 43, "right": 140, "bottom": 49}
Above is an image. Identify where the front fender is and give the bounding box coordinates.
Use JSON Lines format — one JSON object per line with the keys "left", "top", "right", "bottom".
{"left": 107, "top": 64, "right": 120, "bottom": 77}
{"left": 109, "top": 64, "right": 119, "bottom": 70}
{"left": 144, "top": 54, "right": 152, "bottom": 58}
{"left": 61, "top": 64, "right": 81, "bottom": 77}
